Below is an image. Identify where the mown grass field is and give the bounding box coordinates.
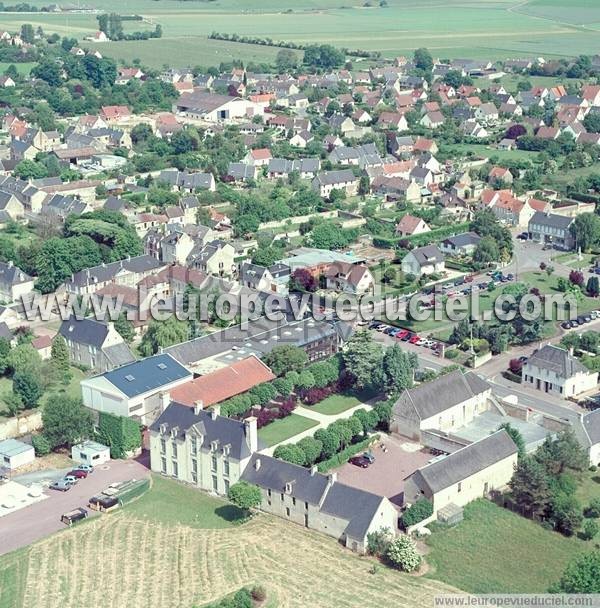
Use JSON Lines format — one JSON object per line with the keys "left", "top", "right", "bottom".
{"left": 257, "top": 412, "right": 318, "bottom": 447}
{"left": 426, "top": 499, "right": 593, "bottom": 593}
{"left": 3, "top": 0, "right": 600, "bottom": 68}
{"left": 0, "top": 475, "right": 457, "bottom": 608}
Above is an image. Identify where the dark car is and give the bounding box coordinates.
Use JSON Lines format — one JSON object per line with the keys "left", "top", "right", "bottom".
{"left": 561, "top": 321, "right": 572, "bottom": 330}
{"left": 401, "top": 332, "right": 413, "bottom": 341}
{"left": 349, "top": 456, "right": 370, "bottom": 468}
{"left": 67, "top": 469, "right": 88, "bottom": 479}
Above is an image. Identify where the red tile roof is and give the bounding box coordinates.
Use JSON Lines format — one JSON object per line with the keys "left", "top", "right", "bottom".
{"left": 170, "top": 356, "right": 276, "bottom": 407}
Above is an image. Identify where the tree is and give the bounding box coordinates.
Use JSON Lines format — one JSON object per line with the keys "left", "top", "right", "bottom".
{"left": 309, "top": 222, "right": 356, "bottom": 250}
{"left": 42, "top": 394, "right": 93, "bottom": 449}
{"left": 290, "top": 268, "right": 318, "bottom": 292}
{"left": 400, "top": 499, "right": 433, "bottom": 528}
{"left": 555, "top": 551, "right": 600, "bottom": 592}
{"left": 535, "top": 430, "right": 587, "bottom": 476}
{"left": 583, "top": 113, "right": 600, "bottom": 134}
{"left": 8, "top": 343, "right": 41, "bottom": 375}
{"left": 263, "top": 345, "right": 308, "bottom": 376}
{"left": 342, "top": 331, "right": 383, "bottom": 390}
{"left": 139, "top": 317, "right": 189, "bottom": 356}
{"left": 570, "top": 213, "right": 600, "bottom": 252}
{"left": 498, "top": 422, "right": 526, "bottom": 459}
{"left": 587, "top": 275, "right": 600, "bottom": 297}
{"left": 31, "top": 434, "right": 51, "bottom": 456}
{"left": 366, "top": 527, "right": 393, "bottom": 557}
{"left": 273, "top": 443, "right": 306, "bottom": 465}
{"left": 381, "top": 344, "right": 416, "bottom": 394}
{"left": 386, "top": 535, "right": 421, "bottom": 572}
{"left": 473, "top": 236, "right": 500, "bottom": 266}
{"left": 508, "top": 455, "right": 552, "bottom": 518}
{"left": 275, "top": 48, "right": 298, "bottom": 72}
{"left": 114, "top": 313, "right": 135, "bottom": 343}
{"left": 470, "top": 209, "right": 513, "bottom": 260}
{"left": 414, "top": 47, "right": 433, "bottom": 72}
{"left": 50, "top": 334, "right": 71, "bottom": 384}
{"left": 297, "top": 436, "right": 323, "bottom": 466}
{"left": 32, "top": 58, "right": 62, "bottom": 87}
{"left": 20, "top": 23, "right": 34, "bottom": 43}
{"left": 582, "top": 518, "right": 599, "bottom": 541}
{"left": 227, "top": 481, "right": 261, "bottom": 515}
{"left": 13, "top": 368, "right": 43, "bottom": 408}
{"left": 569, "top": 269, "right": 585, "bottom": 287}
{"left": 550, "top": 493, "right": 582, "bottom": 536}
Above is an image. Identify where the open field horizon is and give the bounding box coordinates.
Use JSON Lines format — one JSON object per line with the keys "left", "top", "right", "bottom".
{"left": 0, "top": 0, "right": 598, "bottom": 68}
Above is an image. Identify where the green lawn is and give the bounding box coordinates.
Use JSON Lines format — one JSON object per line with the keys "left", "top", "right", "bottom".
{"left": 124, "top": 474, "right": 246, "bottom": 528}
{"left": 309, "top": 389, "right": 376, "bottom": 415}
{"left": 551, "top": 252, "right": 595, "bottom": 270}
{"left": 426, "top": 499, "right": 587, "bottom": 593}
{"left": 575, "top": 469, "right": 600, "bottom": 506}
{"left": 440, "top": 143, "right": 539, "bottom": 163}
{"left": 257, "top": 413, "right": 318, "bottom": 447}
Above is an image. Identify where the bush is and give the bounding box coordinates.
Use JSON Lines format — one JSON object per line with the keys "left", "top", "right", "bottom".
{"left": 366, "top": 527, "right": 393, "bottom": 557}
{"left": 251, "top": 586, "right": 267, "bottom": 602}
{"left": 272, "top": 376, "right": 294, "bottom": 397}
{"left": 31, "top": 434, "right": 51, "bottom": 456}
{"left": 308, "top": 360, "right": 339, "bottom": 388}
{"left": 400, "top": 499, "right": 433, "bottom": 529}
{"left": 295, "top": 370, "right": 315, "bottom": 390}
{"left": 386, "top": 535, "right": 421, "bottom": 572}
{"left": 582, "top": 519, "right": 599, "bottom": 541}
{"left": 248, "top": 382, "right": 278, "bottom": 406}
{"left": 445, "top": 349, "right": 459, "bottom": 360}
{"left": 585, "top": 497, "right": 600, "bottom": 518}
{"left": 297, "top": 436, "right": 323, "bottom": 465}
{"left": 273, "top": 443, "right": 306, "bottom": 465}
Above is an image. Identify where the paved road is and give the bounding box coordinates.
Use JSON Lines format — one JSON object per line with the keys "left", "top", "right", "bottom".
{"left": 0, "top": 458, "right": 150, "bottom": 556}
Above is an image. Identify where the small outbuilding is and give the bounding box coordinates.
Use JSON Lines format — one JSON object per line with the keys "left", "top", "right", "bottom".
{"left": 0, "top": 438, "right": 35, "bottom": 470}
{"left": 71, "top": 440, "right": 110, "bottom": 466}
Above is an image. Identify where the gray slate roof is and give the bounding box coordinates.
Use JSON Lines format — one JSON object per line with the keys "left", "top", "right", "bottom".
{"left": 59, "top": 316, "right": 110, "bottom": 348}
{"left": 528, "top": 211, "right": 574, "bottom": 231}
{"left": 151, "top": 401, "right": 255, "bottom": 460}
{"left": 526, "top": 344, "right": 588, "bottom": 377}
{"left": 393, "top": 370, "right": 490, "bottom": 420}
{"left": 101, "top": 353, "right": 190, "bottom": 398}
{"left": 409, "top": 244, "right": 444, "bottom": 267}
{"left": 409, "top": 430, "right": 517, "bottom": 494}
{"left": 0, "top": 261, "right": 32, "bottom": 287}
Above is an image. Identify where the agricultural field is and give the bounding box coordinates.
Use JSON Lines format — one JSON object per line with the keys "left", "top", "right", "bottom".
{"left": 0, "top": 475, "right": 457, "bottom": 608}
{"left": 1, "top": 0, "right": 599, "bottom": 68}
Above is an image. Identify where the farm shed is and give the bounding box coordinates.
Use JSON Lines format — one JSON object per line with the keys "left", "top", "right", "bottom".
{"left": 71, "top": 441, "right": 110, "bottom": 466}
{"left": 0, "top": 439, "right": 35, "bottom": 470}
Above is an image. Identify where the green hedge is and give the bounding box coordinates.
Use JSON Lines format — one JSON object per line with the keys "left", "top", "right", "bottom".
{"left": 97, "top": 412, "right": 142, "bottom": 459}
{"left": 400, "top": 498, "right": 433, "bottom": 529}
{"left": 317, "top": 435, "right": 378, "bottom": 473}
{"left": 445, "top": 259, "right": 475, "bottom": 272}
{"left": 404, "top": 222, "right": 471, "bottom": 248}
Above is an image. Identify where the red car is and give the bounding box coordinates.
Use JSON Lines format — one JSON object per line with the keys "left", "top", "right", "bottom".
{"left": 395, "top": 329, "right": 409, "bottom": 340}
{"left": 67, "top": 469, "right": 88, "bottom": 479}
{"left": 349, "top": 456, "right": 370, "bottom": 468}
{"left": 409, "top": 335, "right": 421, "bottom": 344}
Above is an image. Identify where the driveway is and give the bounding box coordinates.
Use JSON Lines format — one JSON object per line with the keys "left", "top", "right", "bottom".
{"left": 0, "top": 458, "right": 150, "bottom": 556}
{"left": 334, "top": 433, "right": 431, "bottom": 507}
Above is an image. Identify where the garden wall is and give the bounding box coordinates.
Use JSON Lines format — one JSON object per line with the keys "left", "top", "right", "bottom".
{"left": 0, "top": 410, "right": 42, "bottom": 441}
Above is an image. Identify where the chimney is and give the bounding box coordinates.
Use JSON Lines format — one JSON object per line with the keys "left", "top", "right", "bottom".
{"left": 210, "top": 404, "right": 220, "bottom": 420}
{"left": 7, "top": 260, "right": 12, "bottom": 268}
{"left": 310, "top": 464, "right": 318, "bottom": 476}
{"left": 327, "top": 472, "right": 337, "bottom": 487}
{"left": 254, "top": 457, "right": 261, "bottom": 471}
{"left": 193, "top": 400, "right": 203, "bottom": 415}
{"left": 244, "top": 416, "right": 258, "bottom": 453}
{"left": 568, "top": 346, "right": 574, "bottom": 357}
{"left": 159, "top": 391, "right": 170, "bottom": 413}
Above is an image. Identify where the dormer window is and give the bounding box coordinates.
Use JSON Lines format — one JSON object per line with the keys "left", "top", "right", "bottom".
{"left": 285, "top": 482, "right": 293, "bottom": 494}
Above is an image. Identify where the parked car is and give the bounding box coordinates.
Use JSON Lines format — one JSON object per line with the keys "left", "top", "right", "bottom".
{"left": 75, "top": 464, "right": 93, "bottom": 473}
{"left": 561, "top": 321, "right": 572, "bottom": 330}
{"left": 362, "top": 451, "right": 375, "bottom": 464}
{"left": 369, "top": 322, "right": 383, "bottom": 330}
{"left": 376, "top": 324, "right": 389, "bottom": 332}
{"left": 50, "top": 479, "right": 72, "bottom": 492}
{"left": 395, "top": 330, "right": 410, "bottom": 340}
{"left": 349, "top": 456, "right": 370, "bottom": 468}
{"left": 401, "top": 332, "right": 413, "bottom": 342}
{"left": 61, "top": 507, "right": 88, "bottom": 526}
{"left": 67, "top": 469, "right": 88, "bottom": 479}
{"left": 383, "top": 326, "right": 397, "bottom": 335}
{"left": 63, "top": 475, "right": 79, "bottom": 485}
{"left": 409, "top": 335, "right": 421, "bottom": 344}
{"left": 518, "top": 356, "right": 528, "bottom": 364}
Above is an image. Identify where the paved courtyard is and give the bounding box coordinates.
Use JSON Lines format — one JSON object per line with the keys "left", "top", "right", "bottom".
{"left": 0, "top": 457, "right": 150, "bottom": 556}
{"left": 334, "top": 433, "right": 431, "bottom": 507}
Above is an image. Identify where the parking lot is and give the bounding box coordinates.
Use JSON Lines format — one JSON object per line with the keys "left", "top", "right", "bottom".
{"left": 334, "top": 434, "right": 432, "bottom": 508}
{"left": 0, "top": 457, "right": 150, "bottom": 556}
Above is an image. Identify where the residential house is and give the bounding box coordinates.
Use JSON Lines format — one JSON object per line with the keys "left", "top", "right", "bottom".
{"left": 440, "top": 232, "right": 481, "bottom": 256}
{"left": 241, "top": 454, "right": 398, "bottom": 553}
{"left": 312, "top": 170, "right": 359, "bottom": 198}
{"left": 149, "top": 401, "right": 257, "bottom": 495}
{"left": 59, "top": 316, "right": 136, "bottom": 373}
{"left": 403, "top": 430, "right": 518, "bottom": 516}
{"left": 239, "top": 262, "right": 290, "bottom": 296}
{"left": 391, "top": 369, "right": 492, "bottom": 442}
{"left": 324, "top": 262, "right": 374, "bottom": 294}
{"left": 400, "top": 245, "right": 445, "bottom": 276}
{"left": 158, "top": 169, "right": 216, "bottom": 193}
{"left": 192, "top": 240, "right": 235, "bottom": 277}
{"left": 395, "top": 214, "right": 430, "bottom": 237}
{"left": 528, "top": 212, "right": 575, "bottom": 250}
{"left": 267, "top": 158, "right": 320, "bottom": 180}
{"left": 522, "top": 344, "right": 598, "bottom": 398}
{"left": 0, "top": 261, "right": 34, "bottom": 302}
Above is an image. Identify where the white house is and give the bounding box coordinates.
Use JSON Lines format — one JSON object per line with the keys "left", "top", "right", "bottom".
{"left": 0, "top": 439, "right": 35, "bottom": 470}
{"left": 400, "top": 244, "right": 445, "bottom": 276}
{"left": 71, "top": 441, "right": 111, "bottom": 466}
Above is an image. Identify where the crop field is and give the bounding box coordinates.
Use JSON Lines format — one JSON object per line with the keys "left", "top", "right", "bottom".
{"left": 0, "top": 476, "right": 456, "bottom": 608}
{"left": 0, "top": 0, "right": 598, "bottom": 69}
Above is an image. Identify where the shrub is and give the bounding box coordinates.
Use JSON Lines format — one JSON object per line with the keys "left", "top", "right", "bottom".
{"left": 582, "top": 519, "right": 599, "bottom": 541}
{"left": 31, "top": 434, "right": 51, "bottom": 456}
{"left": 366, "top": 527, "right": 393, "bottom": 557}
{"left": 586, "top": 498, "right": 600, "bottom": 518}
{"left": 400, "top": 499, "right": 433, "bottom": 529}
{"left": 272, "top": 376, "right": 294, "bottom": 397}
{"left": 297, "top": 436, "right": 323, "bottom": 465}
{"left": 251, "top": 586, "right": 267, "bottom": 602}
{"left": 308, "top": 360, "right": 339, "bottom": 388}
{"left": 249, "top": 383, "right": 278, "bottom": 406}
{"left": 295, "top": 370, "right": 315, "bottom": 390}
{"left": 285, "top": 370, "right": 300, "bottom": 386}
{"left": 301, "top": 385, "right": 334, "bottom": 405}
{"left": 386, "top": 535, "right": 421, "bottom": 572}
{"left": 277, "top": 395, "right": 296, "bottom": 417}
{"left": 445, "top": 349, "right": 459, "bottom": 360}
{"left": 273, "top": 443, "right": 306, "bottom": 465}
{"left": 255, "top": 408, "right": 278, "bottom": 429}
